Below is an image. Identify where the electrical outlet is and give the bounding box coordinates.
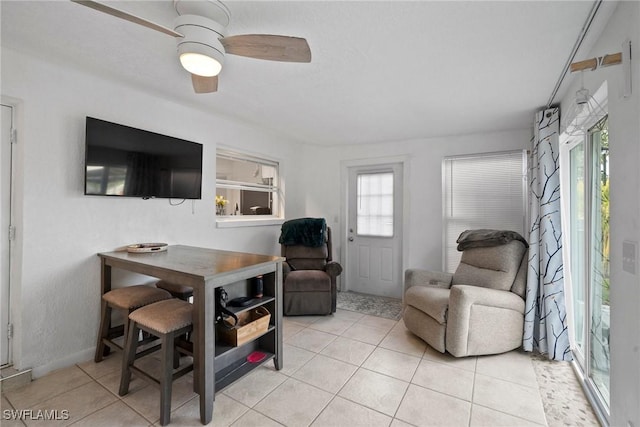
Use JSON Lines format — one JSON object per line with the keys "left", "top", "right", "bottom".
{"left": 622, "top": 240, "right": 637, "bottom": 275}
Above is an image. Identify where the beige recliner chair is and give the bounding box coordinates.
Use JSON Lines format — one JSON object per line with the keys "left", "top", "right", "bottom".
{"left": 403, "top": 230, "right": 528, "bottom": 357}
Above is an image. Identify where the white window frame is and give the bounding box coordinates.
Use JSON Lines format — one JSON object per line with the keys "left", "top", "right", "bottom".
{"left": 215, "top": 148, "right": 284, "bottom": 228}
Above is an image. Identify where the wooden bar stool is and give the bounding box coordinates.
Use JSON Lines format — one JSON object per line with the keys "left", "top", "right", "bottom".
{"left": 95, "top": 285, "right": 172, "bottom": 362}
{"left": 156, "top": 280, "right": 193, "bottom": 301}
{"left": 119, "top": 298, "right": 194, "bottom": 426}
{"left": 156, "top": 280, "right": 194, "bottom": 358}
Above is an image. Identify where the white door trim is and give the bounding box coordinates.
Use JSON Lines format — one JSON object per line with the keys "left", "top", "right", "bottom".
{"left": 1, "top": 102, "right": 15, "bottom": 367}
{"left": 340, "top": 155, "right": 410, "bottom": 297}
{"left": 1, "top": 96, "right": 23, "bottom": 369}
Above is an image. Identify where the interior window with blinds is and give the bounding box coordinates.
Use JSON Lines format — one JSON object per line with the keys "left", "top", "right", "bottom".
{"left": 442, "top": 150, "right": 527, "bottom": 272}
{"left": 216, "top": 149, "right": 279, "bottom": 217}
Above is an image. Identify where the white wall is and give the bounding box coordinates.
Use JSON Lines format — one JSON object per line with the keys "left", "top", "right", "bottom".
{"left": 1, "top": 47, "right": 309, "bottom": 376}
{"left": 558, "top": 2, "right": 640, "bottom": 426}
{"left": 299, "top": 130, "right": 531, "bottom": 278}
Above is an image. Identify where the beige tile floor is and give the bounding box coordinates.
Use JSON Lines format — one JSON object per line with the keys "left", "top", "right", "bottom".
{"left": 1, "top": 309, "right": 581, "bottom": 426}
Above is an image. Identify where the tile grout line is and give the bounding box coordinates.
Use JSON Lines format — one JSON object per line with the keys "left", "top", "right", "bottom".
{"left": 469, "top": 361, "right": 478, "bottom": 427}
{"left": 75, "top": 371, "right": 154, "bottom": 426}
{"left": 308, "top": 317, "right": 402, "bottom": 424}
{"left": 218, "top": 394, "right": 251, "bottom": 426}
{"left": 292, "top": 314, "right": 548, "bottom": 427}
{"left": 1, "top": 394, "right": 27, "bottom": 427}
{"left": 296, "top": 322, "right": 371, "bottom": 422}
{"left": 295, "top": 319, "right": 361, "bottom": 426}
{"left": 2, "top": 309, "right": 584, "bottom": 427}
{"left": 80, "top": 358, "right": 202, "bottom": 426}
{"left": 2, "top": 368, "right": 94, "bottom": 412}
{"left": 282, "top": 317, "right": 397, "bottom": 426}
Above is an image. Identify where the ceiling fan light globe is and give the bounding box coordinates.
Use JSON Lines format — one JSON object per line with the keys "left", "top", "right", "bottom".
{"left": 180, "top": 52, "right": 222, "bottom": 77}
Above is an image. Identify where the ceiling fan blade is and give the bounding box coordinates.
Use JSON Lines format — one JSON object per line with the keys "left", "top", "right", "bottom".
{"left": 71, "top": 0, "right": 183, "bottom": 38}
{"left": 192, "top": 74, "right": 218, "bottom": 93}
{"left": 221, "top": 35, "right": 311, "bottom": 63}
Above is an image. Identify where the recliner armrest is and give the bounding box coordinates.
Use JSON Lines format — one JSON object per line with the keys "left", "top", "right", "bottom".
{"left": 283, "top": 262, "right": 293, "bottom": 276}
{"left": 446, "top": 284, "right": 525, "bottom": 357}
{"left": 404, "top": 269, "right": 453, "bottom": 293}
{"left": 325, "top": 261, "right": 343, "bottom": 278}
{"left": 449, "top": 285, "right": 525, "bottom": 312}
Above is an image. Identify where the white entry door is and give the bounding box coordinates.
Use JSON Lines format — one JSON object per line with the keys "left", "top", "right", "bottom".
{"left": 1, "top": 104, "right": 13, "bottom": 366}
{"left": 346, "top": 163, "right": 403, "bottom": 298}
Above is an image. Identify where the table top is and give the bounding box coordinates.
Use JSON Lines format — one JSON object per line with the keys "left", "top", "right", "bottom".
{"left": 98, "top": 245, "right": 284, "bottom": 281}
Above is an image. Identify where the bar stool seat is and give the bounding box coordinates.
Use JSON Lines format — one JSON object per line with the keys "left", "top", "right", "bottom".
{"left": 129, "top": 298, "right": 193, "bottom": 333}
{"left": 95, "top": 285, "right": 172, "bottom": 363}
{"left": 156, "top": 280, "right": 194, "bottom": 346}
{"left": 156, "top": 280, "right": 194, "bottom": 301}
{"left": 119, "top": 298, "right": 194, "bottom": 426}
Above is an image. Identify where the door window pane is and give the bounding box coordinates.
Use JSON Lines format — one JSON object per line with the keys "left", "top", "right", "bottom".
{"left": 589, "top": 118, "right": 610, "bottom": 407}
{"left": 569, "top": 142, "right": 586, "bottom": 357}
{"left": 357, "top": 172, "right": 393, "bottom": 237}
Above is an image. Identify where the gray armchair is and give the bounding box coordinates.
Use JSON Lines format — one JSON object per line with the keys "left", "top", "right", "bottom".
{"left": 281, "top": 226, "right": 342, "bottom": 315}
{"left": 403, "top": 231, "right": 528, "bottom": 357}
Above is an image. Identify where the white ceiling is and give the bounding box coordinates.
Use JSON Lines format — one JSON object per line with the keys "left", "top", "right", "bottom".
{"left": 1, "top": 0, "right": 600, "bottom": 146}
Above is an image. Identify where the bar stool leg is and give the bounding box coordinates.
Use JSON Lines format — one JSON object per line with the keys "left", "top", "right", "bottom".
{"left": 119, "top": 320, "right": 139, "bottom": 396}
{"left": 94, "top": 299, "right": 111, "bottom": 363}
{"left": 160, "top": 332, "right": 175, "bottom": 426}
{"left": 123, "top": 308, "right": 133, "bottom": 352}
{"left": 173, "top": 347, "right": 180, "bottom": 370}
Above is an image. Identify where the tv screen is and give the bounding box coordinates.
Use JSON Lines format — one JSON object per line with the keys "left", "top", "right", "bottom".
{"left": 84, "top": 117, "right": 203, "bottom": 199}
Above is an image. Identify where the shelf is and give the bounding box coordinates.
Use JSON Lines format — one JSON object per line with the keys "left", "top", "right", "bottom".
{"left": 225, "top": 295, "right": 275, "bottom": 315}
{"left": 215, "top": 325, "right": 275, "bottom": 358}
{"left": 215, "top": 350, "right": 275, "bottom": 390}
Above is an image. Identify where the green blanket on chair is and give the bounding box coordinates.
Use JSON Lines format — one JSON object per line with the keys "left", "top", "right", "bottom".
{"left": 279, "top": 218, "right": 327, "bottom": 247}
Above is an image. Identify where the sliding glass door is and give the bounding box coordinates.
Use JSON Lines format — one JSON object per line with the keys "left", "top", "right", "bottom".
{"left": 569, "top": 142, "right": 586, "bottom": 358}
{"left": 566, "top": 116, "right": 610, "bottom": 415}
{"left": 588, "top": 117, "right": 610, "bottom": 408}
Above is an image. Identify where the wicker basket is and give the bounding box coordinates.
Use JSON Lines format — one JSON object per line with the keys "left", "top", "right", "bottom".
{"left": 217, "top": 306, "right": 271, "bottom": 347}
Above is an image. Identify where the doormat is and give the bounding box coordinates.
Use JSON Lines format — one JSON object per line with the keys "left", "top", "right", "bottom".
{"left": 336, "top": 291, "right": 403, "bottom": 320}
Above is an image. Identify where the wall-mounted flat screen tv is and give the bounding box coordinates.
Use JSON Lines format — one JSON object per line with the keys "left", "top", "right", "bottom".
{"left": 84, "top": 117, "right": 203, "bottom": 199}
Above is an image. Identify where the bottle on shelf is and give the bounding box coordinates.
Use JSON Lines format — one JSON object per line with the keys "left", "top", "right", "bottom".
{"left": 254, "top": 275, "right": 264, "bottom": 298}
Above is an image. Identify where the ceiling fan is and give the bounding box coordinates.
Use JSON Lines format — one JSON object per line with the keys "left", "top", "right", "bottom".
{"left": 71, "top": 0, "right": 311, "bottom": 93}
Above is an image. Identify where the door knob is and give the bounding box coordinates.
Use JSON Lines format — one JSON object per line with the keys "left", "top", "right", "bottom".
{"left": 348, "top": 237, "right": 354, "bottom": 242}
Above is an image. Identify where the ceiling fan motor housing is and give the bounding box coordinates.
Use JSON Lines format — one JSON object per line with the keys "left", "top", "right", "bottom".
{"left": 174, "top": 0, "right": 231, "bottom": 27}
{"left": 175, "top": 14, "right": 226, "bottom": 76}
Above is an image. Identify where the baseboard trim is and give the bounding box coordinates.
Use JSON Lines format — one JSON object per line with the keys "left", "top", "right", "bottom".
{"left": 31, "top": 348, "right": 94, "bottom": 379}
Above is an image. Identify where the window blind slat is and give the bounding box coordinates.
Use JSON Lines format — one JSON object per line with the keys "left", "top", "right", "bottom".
{"left": 442, "top": 150, "right": 527, "bottom": 272}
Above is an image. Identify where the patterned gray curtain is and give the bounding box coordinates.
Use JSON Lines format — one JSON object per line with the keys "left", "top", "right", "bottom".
{"left": 524, "top": 108, "right": 572, "bottom": 361}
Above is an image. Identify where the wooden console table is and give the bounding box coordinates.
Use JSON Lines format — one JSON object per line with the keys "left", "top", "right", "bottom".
{"left": 98, "top": 245, "right": 284, "bottom": 424}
